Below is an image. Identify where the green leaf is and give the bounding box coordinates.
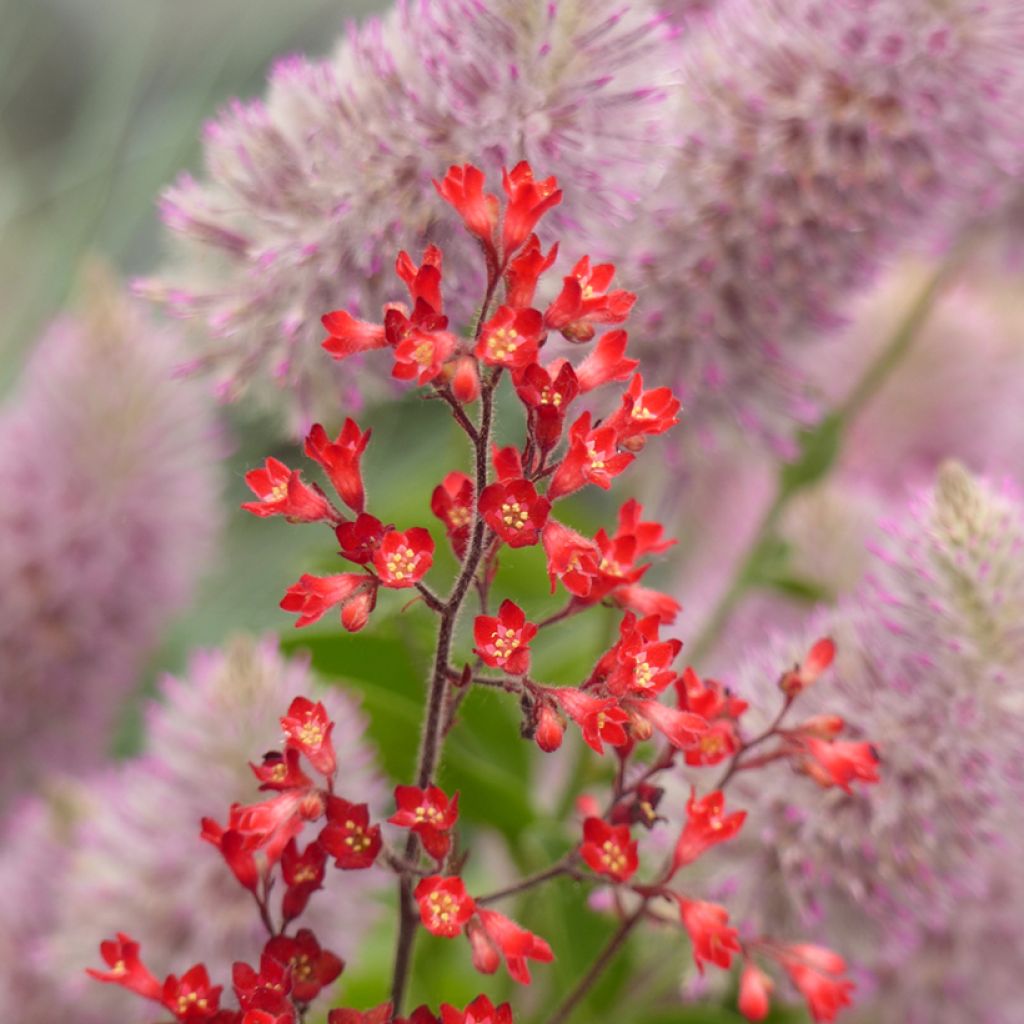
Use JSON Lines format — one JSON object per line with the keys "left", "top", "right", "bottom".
{"left": 779, "top": 412, "right": 844, "bottom": 497}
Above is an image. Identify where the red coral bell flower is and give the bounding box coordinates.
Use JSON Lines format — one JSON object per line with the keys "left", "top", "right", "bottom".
{"left": 321, "top": 310, "right": 387, "bottom": 361}
{"left": 243, "top": 459, "right": 334, "bottom": 523}
{"left": 263, "top": 929, "right": 344, "bottom": 1004}
{"left": 476, "top": 306, "right": 544, "bottom": 369}
{"left": 163, "top": 963, "right": 223, "bottom": 1022}
{"left": 414, "top": 876, "right": 476, "bottom": 938}
{"left": 319, "top": 795, "right": 382, "bottom": 869}
{"left": 280, "top": 696, "right": 336, "bottom": 776}
{"left": 479, "top": 478, "right": 550, "bottom": 548}
{"left": 87, "top": 933, "right": 163, "bottom": 1002}
{"left": 579, "top": 817, "right": 638, "bottom": 882}
{"left": 471, "top": 909, "right": 554, "bottom": 984}
{"left": 674, "top": 899, "right": 741, "bottom": 974}
{"left": 373, "top": 527, "right": 434, "bottom": 588}
{"left": 304, "top": 420, "right": 371, "bottom": 514}
{"left": 671, "top": 789, "right": 746, "bottom": 874}
{"left": 473, "top": 600, "right": 538, "bottom": 675}
{"left": 280, "top": 572, "right": 377, "bottom": 631}
{"left": 388, "top": 785, "right": 460, "bottom": 862}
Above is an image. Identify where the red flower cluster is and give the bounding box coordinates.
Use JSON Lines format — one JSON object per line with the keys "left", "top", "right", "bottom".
{"left": 93, "top": 161, "right": 879, "bottom": 1024}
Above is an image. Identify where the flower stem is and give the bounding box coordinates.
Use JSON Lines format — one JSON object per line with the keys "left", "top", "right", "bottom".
{"left": 543, "top": 903, "right": 649, "bottom": 1024}
{"left": 389, "top": 377, "right": 498, "bottom": 1014}
{"left": 476, "top": 854, "right": 579, "bottom": 905}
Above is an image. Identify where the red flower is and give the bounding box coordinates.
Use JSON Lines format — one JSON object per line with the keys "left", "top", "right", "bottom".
{"left": 321, "top": 310, "right": 388, "bottom": 361}
{"left": 547, "top": 412, "right": 634, "bottom": 500}
{"left": 544, "top": 256, "right": 636, "bottom": 342}
{"left": 388, "top": 785, "right": 460, "bottom": 862}
{"left": 163, "top": 963, "right": 223, "bottom": 1021}
{"left": 470, "top": 909, "right": 554, "bottom": 984}
{"left": 476, "top": 306, "right": 544, "bottom": 369}
{"left": 280, "top": 573, "right": 377, "bottom": 631}
{"left": 243, "top": 1010, "right": 294, "bottom": 1024}
{"left": 199, "top": 819, "right": 262, "bottom": 891}
{"left": 604, "top": 374, "right": 681, "bottom": 449}
{"left": 501, "top": 161, "right": 562, "bottom": 259}
{"left": 676, "top": 666, "right": 748, "bottom": 722}
{"left": 281, "top": 838, "right": 327, "bottom": 920}
{"left": 629, "top": 700, "right": 707, "bottom": 751}
{"left": 373, "top": 527, "right": 434, "bottom": 588}
{"left": 233, "top": 952, "right": 293, "bottom": 1010}
{"left": 479, "top": 478, "right": 550, "bottom": 548}
{"left": 281, "top": 697, "right": 336, "bottom": 776}
{"left": 392, "top": 327, "right": 456, "bottom": 385}
{"left": 414, "top": 876, "right": 476, "bottom": 937}
{"left": 602, "top": 614, "right": 681, "bottom": 697}
{"left": 431, "top": 472, "right": 475, "bottom": 560}
{"left": 675, "top": 899, "right": 741, "bottom": 973}
{"left": 778, "top": 945, "right": 854, "bottom": 1023}
{"left": 573, "top": 330, "right": 638, "bottom": 392}
{"left": 395, "top": 1009, "right": 440, "bottom": 1024}
{"left": 780, "top": 637, "right": 837, "bottom": 697}
{"left": 87, "top": 933, "right": 163, "bottom": 1002}
{"left": 541, "top": 521, "right": 602, "bottom": 597}
{"left": 801, "top": 738, "right": 880, "bottom": 793}
{"left": 738, "top": 963, "right": 773, "bottom": 1022}
{"left": 211, "top": 790, "right": 324, "bottom": 869}
{"left": 319, "top": 796, "right": 381, "bottom": 869}
{"left": 671, "top": 789, "right": 746, "bottom": 874}
{"left": 513, "top": 361, "right": 579, "bottom": 453}
{"left": 473, "top": 600, "right": 538, "bottom": 675}
{"left": 505, "top": 234, "right": 558, "bottom": 307}
{"left": 439, "top": 995, "right": 513, "bottom": 1024}
{"left": 243, "top": 459, "right": 334, "bottom": 523}
{"left": 434, "top": 165, "right": 499, "bottom": 264}
{"left": 549, "top": 688, "right": 629, "bottom": 754}
{"left": 336, "top": 513, "right": 387, "bottom": 565}
{"left": 264, "top": 929, "right": 344, "bottom": 1004}
{"left": 533, "top": 705, "right": 565, "bottom": 753}
{"left": 329, "top": 1008, "right": 393, "bottom": 1024}
{"left": 304, "top": 420, "right": 371, "bottom": 514}
{"left": 685, "top": 720, "right": 739, "bottom": 767}
{"left": 579, "top": 817, "right": 638, "bottom": 882}
{"left": 395, "top": 245, "right": 444, "bottom": 314}
{"left": 250, "top": 748, "right": 313, "bottom": 793}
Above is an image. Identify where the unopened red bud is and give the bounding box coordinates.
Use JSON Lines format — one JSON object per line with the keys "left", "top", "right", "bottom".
{"left": 619, "top": 434, "right": 647, "bottom": 453}
{"left": 561, "top": 321, "right": 596, "bottom": 344}
{"left": 451, "top": 356, "right": 480, "bottom": 403}
{"left": 535, "top": 705, "right": 564, "bottom": 752}
{"left": 575, "top": 794, "right": 601, "bottom": 819}
{"left": 738, "top": 963, "right": 773, "bottom": 1021}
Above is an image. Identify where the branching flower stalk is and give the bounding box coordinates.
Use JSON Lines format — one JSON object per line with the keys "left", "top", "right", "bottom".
{"left": 87, "top": 164, "right": 879, "bottom": 1024}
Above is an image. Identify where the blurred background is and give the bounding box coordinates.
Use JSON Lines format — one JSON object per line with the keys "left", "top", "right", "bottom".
{"left": 2, "top": 1, "right": 1023, "bottom": 1022}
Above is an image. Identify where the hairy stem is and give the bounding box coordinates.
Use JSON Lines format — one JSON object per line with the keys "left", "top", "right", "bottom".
{"left": 476, "top": 854, "right": 579, "bottom": 905}
{"left": 389, "top": 378, "right": 498, "bottom": 1014}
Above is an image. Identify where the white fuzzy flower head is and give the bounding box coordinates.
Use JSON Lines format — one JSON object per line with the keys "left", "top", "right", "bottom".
{"left": 140, "top": 0, "right": 677, "bottom": 432}
{"left": 0, "top": 636, "right": 387, "bottom": 1024}
{"left": 710, "top": 465, "right": 1024, "bottom": 1023}
{"left": 0, "top": 269, "right": 222, "bottom": 811}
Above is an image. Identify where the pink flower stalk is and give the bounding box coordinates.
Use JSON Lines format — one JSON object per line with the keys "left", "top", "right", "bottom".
{"left": 0, "top": 637, "right": 385, "bottom": 1023}
{"left": 139, "top": 0, "right": 676, "bottom": 432}
{"left": 609, "top": 0, "right": 1024, "bottom": 450}
{"left": 0, "top": 273, "right": 221, "bottom": 813}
